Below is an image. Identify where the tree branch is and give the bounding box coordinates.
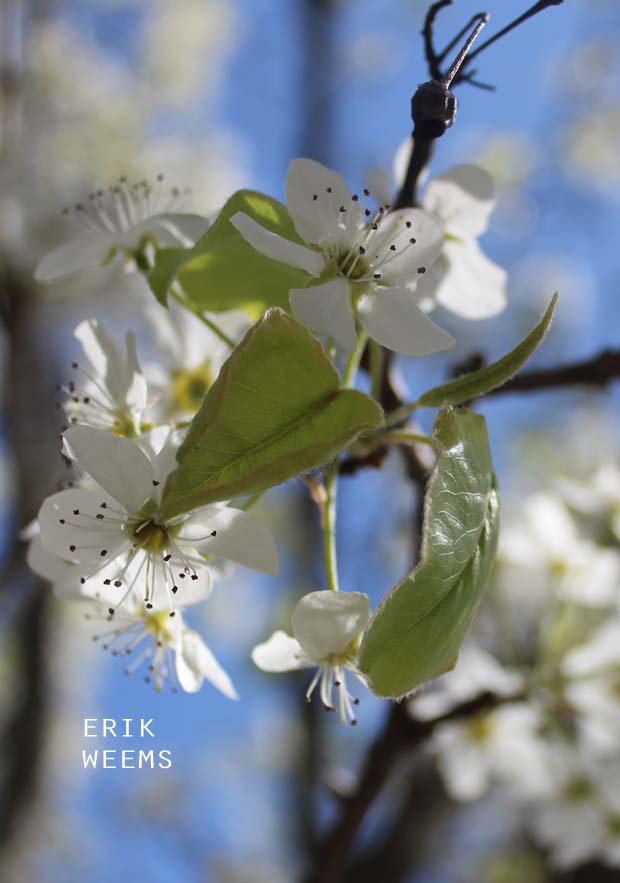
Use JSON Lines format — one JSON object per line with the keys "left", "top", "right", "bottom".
{"left": 485, "top": 348, "right": 620, "bottom": 397}
{"left": 304, "top": 691, "right": 524, "bottom": 883}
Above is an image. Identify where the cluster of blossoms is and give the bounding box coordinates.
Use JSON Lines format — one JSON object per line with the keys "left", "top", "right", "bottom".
{"left": 409, "top": 461, "right": 620, "bottom": 870}
{"left": 29, "top": 156, "right": 506, "bottom": 709}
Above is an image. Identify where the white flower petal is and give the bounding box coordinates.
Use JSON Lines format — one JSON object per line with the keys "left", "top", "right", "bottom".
{"left": 392, "top": 138, "right": 414, "bottom": 189}
{"left": 74, "top": 319, "right": 120, "bottom": 382}
{"left": 182, "top": 507, "right": 279, "bottom": 576}
{"left": 434, "top": 240, "right": 508, "bottom": 319}
{"left": 286, "top": 158, "right": 364, "bottom": 245}
{"left": 367, "top": 208, "right": 444, "bottom": 286}
{"left": 364, "top": 166, "right": 394, "bottom": 208}
{"left": 251, "top": 630, "right": 311, "bottom": 672}
{"left": 292, "top": 590, "right": 371, "bottom": 661}
{"left": 176, "top": 629, "right": 238, "bottom": 698}
{"left": 64, "top": 426, "right": 154, "bottom": 513}
{"left": 38, "top": 488, "right": 128, "bottom": 567}
{"left": 357, "top": 287, "right": 455, "bottom": 356}
{"left": 289, "top": 278, "right": 357, "bottom": 351}
{"left": 27, "top": 536, "right": 83, "bottom": 597}
{"left": 123, "top": 331, "right": 148, "bottom": 416}
{"left": 423, "top": 164, "right": 496, "bottom": 238}
{"left": 230, "top": 211, "right": 325, "bottom": 276}
{"left": 34, "top": 233, "right": 114, "bottom": 283}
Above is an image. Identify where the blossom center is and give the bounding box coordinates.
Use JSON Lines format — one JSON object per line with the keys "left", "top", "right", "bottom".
{"left": 172, "top": 361, "right": 214, "bottom": 412}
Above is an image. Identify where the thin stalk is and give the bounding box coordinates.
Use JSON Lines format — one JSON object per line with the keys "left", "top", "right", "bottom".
{"left": 465, "top": 0, "right": 563, "bottom": 65}
{"left": 343, "top": 330, "right": 368, "bottom": 388}
{"left": 170, "top": 288, "right": 236, "bottom": 350}
{"left": 241, "top": 490, "right": 267, "bottom": 512}
{"left": 322, "top": 330, "right": 368, "bottom": 592}
{"left": 323, "top": 460, "right": 340, "bottom": 591}
{"left": 372, "top": 430, "right": 436, "bottom": 449}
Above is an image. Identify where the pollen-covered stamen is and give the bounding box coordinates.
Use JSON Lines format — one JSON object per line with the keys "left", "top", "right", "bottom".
{"left": 303, "top": 660, "right": 360, "bottom": 724}
{"left": 61, "top": 361, "right": 137, "bottom": 434}
{"left": 62, "top": 175, "right": 188, "bottom": 235}
{"left": 334, "top": 666, "right": 359, "bottom": 726}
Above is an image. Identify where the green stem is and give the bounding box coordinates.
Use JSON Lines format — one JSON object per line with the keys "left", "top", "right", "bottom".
{"left": 383, "top": 401, "right": 418, "bottom": 428}
{"left": 372, "top": 430, "right": 436, "bottom": 449}
{"left": 343, "top": 329, "right": 368, "bottom": 388}
{"left": 323, "top": 460, "right": 340, "bottom": 591}
{"left": 322, "top": 330, "right": 369, "bottom": 591}
{"left": 170, "top": 288, "right": 236, "bottom": 350}
{"left": 241, "top": 489, "right": 267, "bottom": 512}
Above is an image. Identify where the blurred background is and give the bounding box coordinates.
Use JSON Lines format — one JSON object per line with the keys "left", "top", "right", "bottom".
{"left": 1, "top": 0, "right": 620, "bottom": 881}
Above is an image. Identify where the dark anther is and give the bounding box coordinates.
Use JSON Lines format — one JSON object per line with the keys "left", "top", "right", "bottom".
{"left": 114, "top": 580, "right": 122, "bottom": 587}
{"left": 69, "top": 544, "right": 76, "bottom": 552}
{"left": 163, "top": 554, "right": 171, "bottom": 561}
{"left": 103, "top": 579, "right": 111, "bottom": 585}
{"left": 152, "top": 480, "right": 160, "bottom": 487}
{"left": 73, "top": 509, "right": 80, "bottom": 515}
{"left": 96, "top": 513, "right": 104, "bottom": 519}
{"left": 108, "top": 607, "right": 115, "bottom": 616}
{"left": 418, "top": 267, "right": 427, "bottom": 274}
{"left": 100, "top": 549, "right": 107, "bottom": 557}
{"left": 59, "top": 518, "right": 65, "bottom": 525}
{"left": 211, "top": 530, "right": 217, "bottom": 537}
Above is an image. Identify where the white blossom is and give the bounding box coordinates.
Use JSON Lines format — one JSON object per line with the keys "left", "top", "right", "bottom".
{"left": 556, "top": 461, "right": 620, "bottom": 543}
{"left": 144, "top": 298, "right": 249, "bottom": 419}
{"left": 87, "top": 596, "right": 236, "bottom": 696}
{"left": 231, "top": 158, "right": 454, "bottom": 356}
{"left": 61, "top": 319, "right": 148, "bottom": 436}
{"left": 252, "top": 590, "right": 370, "bottom": 725}
{"left": 499, "top": 492, "right": 620, "bottom": 607}
{"left": 530, "top": 748, "right": 620, "bottom": 870}
{"left": 31, "top": 426, "right": 278, "bottom": 617}
{"left": 34, "top": 176, "right": 209, "bottom": 283}
{"left": 409, "top": 644, "right": 523, "bottom": 721}
{"left": 429, "top": 702, "right": 547, "bottom": 803}
{"left": 368, "top": 144, "right": 507, "bottom": 319}
{"left": 563, "top": 620, "right": 620, "bottom": 756}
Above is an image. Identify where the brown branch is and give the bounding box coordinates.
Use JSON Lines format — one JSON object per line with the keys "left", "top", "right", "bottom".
{"left": 486, "top": 348, "right": 620, "bottom": 397}
{"left": 304, "top": 691, "right": 524, "bottom": 883}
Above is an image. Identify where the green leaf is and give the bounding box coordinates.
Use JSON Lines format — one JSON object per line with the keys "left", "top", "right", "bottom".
{"left": 147, "top": 190, "right": 309, "bottom": 317}
{"left": 358, "top": 407, "right": 499, "bottom": 699}
{"left": 417, "top": 293, "right": 558, "bottom": 408}
{"left": 159, "top": 309, "right": 383, "bottom": 520}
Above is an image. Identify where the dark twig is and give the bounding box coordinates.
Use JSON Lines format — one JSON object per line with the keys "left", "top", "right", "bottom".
{"left": 465, "top": 0, "right": 564, "bottom": 67}
{"left": 304, "top": 691, "right": 524, "bottom": 883}
{"left": 422, "top": 0, "right": 453, "bottom": 81}
{"left": 485, "top": 348, "right": 620, "bottom": 397}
